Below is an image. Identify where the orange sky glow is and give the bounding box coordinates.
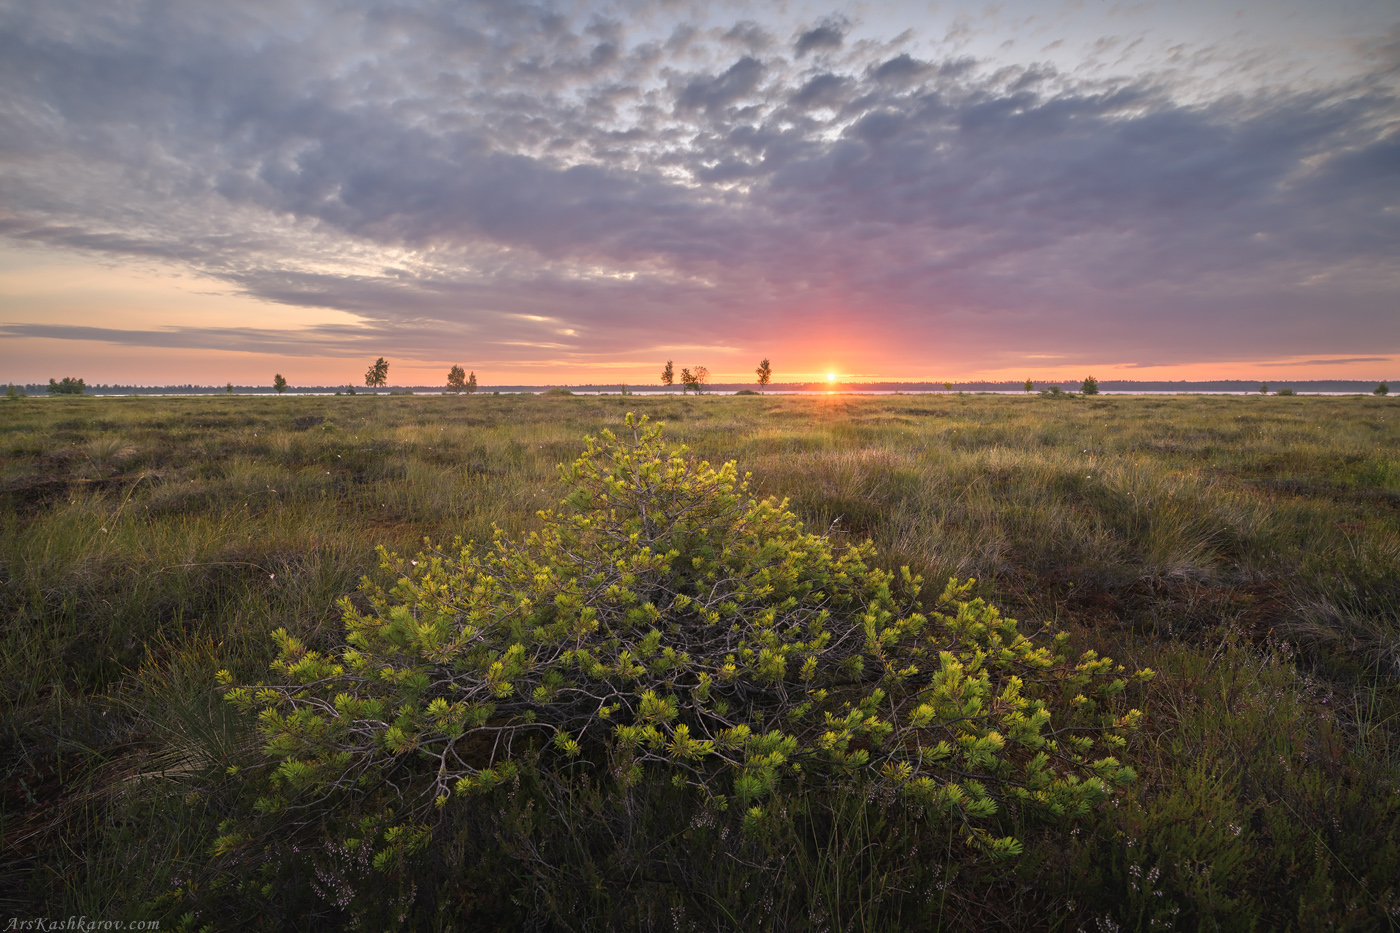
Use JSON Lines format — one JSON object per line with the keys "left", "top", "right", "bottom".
{"left": 1, "top": 248, "right": 1391, "bottom": 386}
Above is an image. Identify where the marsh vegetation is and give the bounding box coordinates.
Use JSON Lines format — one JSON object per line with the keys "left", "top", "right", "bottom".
{"left": 2, "top": 392, "right": 1398, "bottom": 929}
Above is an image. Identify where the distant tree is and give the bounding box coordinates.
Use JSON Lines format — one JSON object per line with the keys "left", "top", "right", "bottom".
{"left": 756, "top": 358, "right": 772, "bottom": 391}
{"left": 1259, "top": 383, "right": 1268, "bottom": 394}
{"left": 447, "top": 365, "right": 466, "bottom": 393}
{"left": 467, "top": 371, "right": 478, "bottom": 393}
{"left": 1023, "top": 379, "right": 1034, "bottom": 393}
{"left": 1376, "top": 382, "right": 1390, "bottom": 396}
{"left": 273, "top": 374, "right": 288, "bottom": 394}
{"left": 686, "top": 365, "right": 710, "bottom": 395}
{"left": 47, "top": 377, "right": 86, "bottom": 395}
{"left": 661, "top": 360, "right": 674, "bottom": 390}
{"left": 365, "top": 357, "right": 389, "bottom": 390}
{"left": 943, "top": 381, "right": 953, "bottom": 392}
{"left": 226, "top": 382, "right": 234, "bottom": 394}
{"left": 679, "top": 367, "right": 693, "bottom": 395}
{"left": 5, "top": 383, "right": 25, "bottom": 400}
{"left": 1080, "top": 375, "right": 1099, "bottom": 396}
{"left": 1276, "top": 387, "right": 1296, "bottom": 396}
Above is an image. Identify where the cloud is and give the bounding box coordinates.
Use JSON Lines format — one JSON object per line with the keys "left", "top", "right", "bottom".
{"left": 0, "top": 322, "right": 370, "bottom": 356}
{"left": 789, "top": 73, "right": 847, "bottom": 110}
{"left": 870, "top": 53, "right": 933, "bottom": 84}
{"left": 675, "top": 55, "right": 766, "bottom": 115}
{"left": 722, "top": 21, "right": 772, "bottom": 53}
{"left": 0, "top": 0, "right": 1397, "bottom": 373}
{"left": 1259, "top": 357, "right": 1391, "bottom": 367}
{"left": 794, "top": 16, "right": 849, "bottom": 57}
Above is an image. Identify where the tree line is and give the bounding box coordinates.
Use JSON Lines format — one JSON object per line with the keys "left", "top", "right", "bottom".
{"left": 20, "top": 363, "right": 1395, "bottom": 398}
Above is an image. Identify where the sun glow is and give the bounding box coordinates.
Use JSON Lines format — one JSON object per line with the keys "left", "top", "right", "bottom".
{"left": 827, "top": 373, "right": 836, "bottom": 381}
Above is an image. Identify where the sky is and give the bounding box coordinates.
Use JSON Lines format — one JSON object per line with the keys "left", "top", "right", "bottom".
{"left": 1, "top": 0, "right": 1397, "bottom": 387}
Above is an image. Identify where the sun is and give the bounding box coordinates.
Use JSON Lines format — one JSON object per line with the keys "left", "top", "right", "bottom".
{"left": 827, "top": 372, "right": 836, "bottom": 382}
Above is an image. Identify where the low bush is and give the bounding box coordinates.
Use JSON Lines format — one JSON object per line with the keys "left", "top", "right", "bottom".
{"left": 217, "top": 415, "right": 1149, "bottom": 922}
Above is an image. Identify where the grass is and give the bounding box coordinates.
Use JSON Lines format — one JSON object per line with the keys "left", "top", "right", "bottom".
{"left": 2, "top": 391, "right": 1398, "bottom": 928}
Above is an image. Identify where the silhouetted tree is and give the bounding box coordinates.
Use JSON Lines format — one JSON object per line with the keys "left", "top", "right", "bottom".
{"left": 661, "top": 360, "right": 674, "bottom": 390}
{"left": 447, "top": 365, "right": 466, "bottom": 392}
{"left": 273, "top": 374, "right": 287, "bottom": 394}
{"left": 1376, "top": 382, "right": 1390, "bottom": 396}
{"left": 366, "top": 357, "right": 389, "bottom": 389}
{"left": 1260, "top": 383, "right": 1269, "bottom": 394}
{"left": 1081, "top": 375, "right": 1099, "bottom": 396}
{"left": 1024, "top": 379, "right": 1034, "bottom": 393}
{"left": 680, "top": 366, "right": 710, "bottom": 394}
{"left": 756, "top": 358, "right": 772, "bottom": 391}
{"left": 467, "top": 371, "right": 478, "bottom": 393}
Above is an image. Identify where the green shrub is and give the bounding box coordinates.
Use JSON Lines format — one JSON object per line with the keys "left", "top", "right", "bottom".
{"left": 541, "top": 387, "right": 574, "bottom": 396}
{"left": 1377, "top": 382, "right": 1390, "bottom": 396}
{"left": 1080, "top": 376, "right": 1100, "bottom": 396}
{"left": 1276, "top": 387, "right": 1296, "bottom": 396}
{"left": 223, "top": 415, "right": 1148, "bottom": 876}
